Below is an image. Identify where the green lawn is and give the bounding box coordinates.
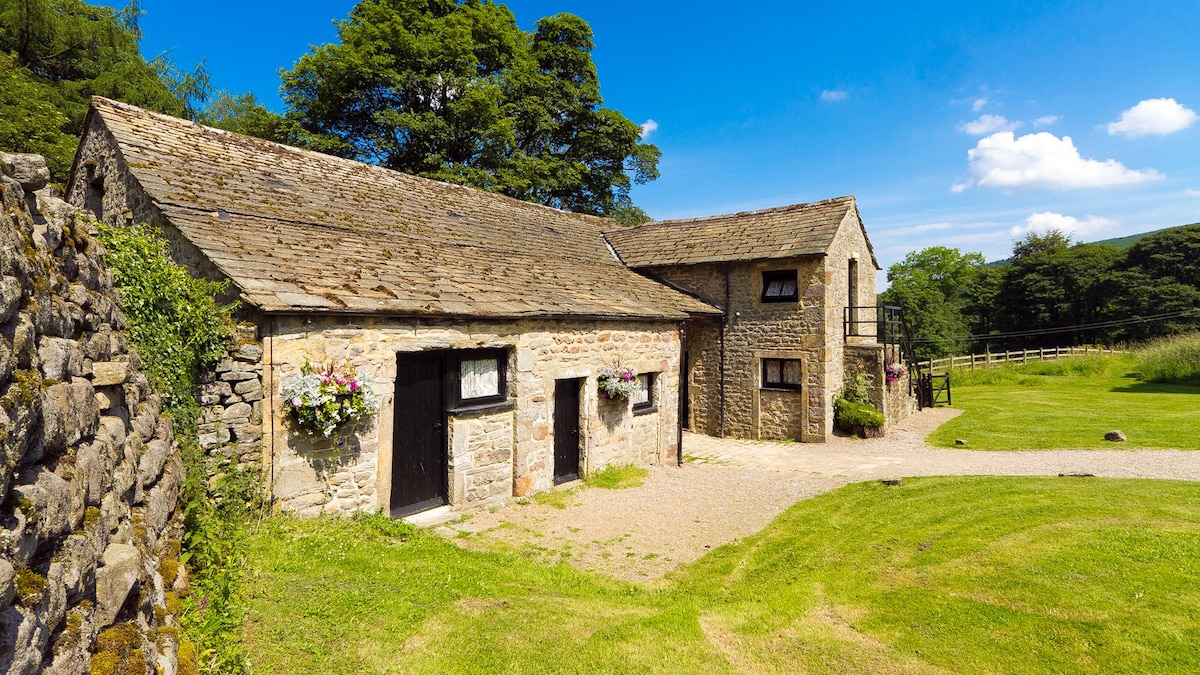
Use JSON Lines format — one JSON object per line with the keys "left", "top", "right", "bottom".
{"left": 926, "top": 355, "right": 1200, "bottom": 450}
{"left": 239, "top": 477, "right": 1200, "bottom": 674}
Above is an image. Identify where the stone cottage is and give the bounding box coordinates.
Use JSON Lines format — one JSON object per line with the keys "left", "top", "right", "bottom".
{"left": 606, "top": 198, "right": 915, "bottom": 442}
{"left": 66, "top": 98, "right": 720, "bottom": 517}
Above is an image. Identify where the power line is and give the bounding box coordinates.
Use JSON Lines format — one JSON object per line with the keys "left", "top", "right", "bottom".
{"left": 909, "top": 308, "right": 1200, "bottom": 344}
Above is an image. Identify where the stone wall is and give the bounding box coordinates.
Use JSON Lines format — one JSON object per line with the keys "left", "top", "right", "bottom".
{"left": 649, "top": 256, "right": 829, "bottom": 441}
{"left": 843, "top": 343, "right": 917, "bottom": 429}
{"left": 197, "top": 323, "right": 264, "bottom": 471}
{"left": 1, "top": 154, "right": 184, "bottom": 675}
{"left": 263, "top": 316, "right": 682, "bottom": 516}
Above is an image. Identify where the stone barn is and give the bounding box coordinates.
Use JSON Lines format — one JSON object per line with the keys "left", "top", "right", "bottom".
{"left": 67, "top": 98, "right": 720, "bottom": 517}
{"left": 606, "top": 199, "right": 915, "bottom": 442}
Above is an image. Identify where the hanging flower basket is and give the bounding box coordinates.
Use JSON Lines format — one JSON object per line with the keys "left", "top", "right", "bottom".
{"left": 281, "top": 359, "right": 379, "bottom": 438}
{"left": 885, "top": 362, "right": 907, "bottom": 385}
{"left": 597, "top": 365, "right": 638, "bottom": 400}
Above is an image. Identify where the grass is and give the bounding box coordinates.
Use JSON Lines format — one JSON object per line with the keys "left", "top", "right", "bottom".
{"left": 1138, "top": 332, "right": 1200, "bottom": 384}
{"left": 583, "top": 463, "right": 649, "bottom": 489}
{"left": 927, "top": 354, "right": 1200, "bottom": 450}
{"left": 240, "top": 477, "right": 1200, "bottom": 674}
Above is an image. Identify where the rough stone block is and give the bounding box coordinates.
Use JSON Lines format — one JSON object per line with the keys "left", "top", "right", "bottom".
{"left": 91, "top": 361, "right": 129, "bottom": 386}
{"left": 0, "top": 275, "right": 21, "bottom": 324}
{"left": 95, "top": 543, "right": 141, "bottom": 629}
{"left": 0, "top": 559, "right": 13, "bottom": 607}
{"left": 138, "top": 439, "right": 173, "bottom": 486}
{"left": 42, "top": 380, "right": 99, "bottom": 451}
{"left": 0, "top": 152, "right": 50, "bottom": 191}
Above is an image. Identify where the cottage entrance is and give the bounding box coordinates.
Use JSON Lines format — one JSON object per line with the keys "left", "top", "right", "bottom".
{"left": 553, "top": 378, "right": 582, "bottom": 484}
{"left": 392, "top": 352, "right": 448, "bottom": 516}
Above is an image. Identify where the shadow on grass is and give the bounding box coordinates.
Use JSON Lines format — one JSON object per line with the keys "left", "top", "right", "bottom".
{"left": 1109, "top": 380, "right": 1200, "bottom": 394}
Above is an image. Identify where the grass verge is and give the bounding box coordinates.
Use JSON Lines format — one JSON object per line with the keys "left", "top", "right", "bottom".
{"left": 584, "top": 463, "right": 649, "bottom": 489}
{"left": 928, "top": 354, "right": 1200, "bottom": 450}
{"left": 1137, "top": 332, "right": 1200, "bottom": 384}
{"left": 240, "top": 477, "right": 1200, "bottom": 674}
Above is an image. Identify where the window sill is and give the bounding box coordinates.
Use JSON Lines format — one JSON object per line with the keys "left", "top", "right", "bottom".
{"left": 447, "top": 400, "right": 515, "bottom": 416}
{"left": 633, "top": 405, "right": 658, "bottom": 416}
{"left": 760, "top": 386, "right": 802, "bottom": 393}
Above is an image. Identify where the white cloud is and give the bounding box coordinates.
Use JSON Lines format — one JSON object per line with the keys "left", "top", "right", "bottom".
{"left": 1186, "top": 188, "right": 1200, "bottom": 198}
{"left": 1106, "top": 98, "right": 1199, "bottom": 137}
{"left": 956, "top": 131, "right": 1163, "bottom": 191}
{"left": 1011, "top": 212, "right": 1118, "bottom": 239}
{"left": 821, "top": 89, "right": 848, "bottom": 102}
{"left": 972, "top": 98, "right": 987, "bottom": 112}
{"left": 1033, "top": 115, "right": 1061, "bottom": 127}
{"left": 639, "top": 119, "right": 658, "bottom": 139}
{"left": 958, "top": 114, "right": 1021, "bottom": 136}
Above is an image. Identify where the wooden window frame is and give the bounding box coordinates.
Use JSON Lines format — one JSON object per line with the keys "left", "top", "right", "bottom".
{"left": 447, "top": 348, "right": 509, "bottom": 412}
{"left": 761, "top": 358, "right": 802, "bottom": 392}
{"left": 761, "top": 269, "right": 799, "bottom": 303}
{"left": 632, "top": 372, "right": 656, "bottom": 415}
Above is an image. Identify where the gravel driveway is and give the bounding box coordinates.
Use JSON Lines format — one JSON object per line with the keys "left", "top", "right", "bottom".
{"left": 447, "top": 407, "right": 1199, "bottom": 583}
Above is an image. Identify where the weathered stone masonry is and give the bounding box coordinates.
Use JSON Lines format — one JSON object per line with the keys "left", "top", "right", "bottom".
{"left": 0, "top": 154, "right": 184, "bottom": 675}
{"left": 263, "top": 315, "right": 682, "bottom": 516}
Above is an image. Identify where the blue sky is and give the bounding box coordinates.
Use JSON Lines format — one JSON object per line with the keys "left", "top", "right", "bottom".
{"left": 126, "top": 0, "right": 1200, "bottom": 275}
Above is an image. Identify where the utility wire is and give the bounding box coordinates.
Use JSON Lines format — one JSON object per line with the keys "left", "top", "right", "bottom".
{"left": 908, "top": 308, "right": 1200, "bottom": 344}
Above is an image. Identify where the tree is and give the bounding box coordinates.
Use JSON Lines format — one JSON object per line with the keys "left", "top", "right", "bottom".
{"left": 879, "top": 246, "right": 987, "bottom": 359}
{"left": 1112, "top": 224, "right": 1200, "bottom": 340}
{"left": 278, "top": 0, "right": 658, "bottom": 222}
{"left": 0, "top": 0, "right": 208, "bottom": 179}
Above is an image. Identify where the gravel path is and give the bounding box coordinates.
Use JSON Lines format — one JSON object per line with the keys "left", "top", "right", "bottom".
{"left": 447, "top": 407, "right": 1199, "bottom": 583}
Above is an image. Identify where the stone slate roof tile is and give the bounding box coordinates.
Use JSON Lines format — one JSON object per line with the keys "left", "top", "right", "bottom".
{"left": 604, "top": 196, "right": 875, "bottom": 268}
{"left": 88, "top": 98, "right": 719, "bottom": 319}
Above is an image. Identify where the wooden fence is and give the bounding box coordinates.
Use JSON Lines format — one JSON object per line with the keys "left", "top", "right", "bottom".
{"left": 918, "top": 346, "right": 1127, "bottom": 374}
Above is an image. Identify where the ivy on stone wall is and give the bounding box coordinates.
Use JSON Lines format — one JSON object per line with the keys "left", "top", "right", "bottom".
{"left": 92, "top": 219, "right": 254, "bottom": 674}
{"left": 92, "top": 220, "right": 234, "bottom": 413}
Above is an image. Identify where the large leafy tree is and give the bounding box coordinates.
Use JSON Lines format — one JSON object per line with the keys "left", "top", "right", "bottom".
{"left": 0, "top": 0, "right": 207, "bottom": 180}
{"left": 879, "top": 246, "right": 988, "bottom": 359}
{"left": 279, "top": 0, "right": 659, "bottom": 223}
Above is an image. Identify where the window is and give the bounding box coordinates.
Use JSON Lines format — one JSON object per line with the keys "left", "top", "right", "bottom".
{"left": 762, "top": 359, "right": 802, "bottom": 391}
{"left": 761, "top": 270, "right": 798, "bottom": 303}
{"left": 632, "top": 372, "right": 656, "bottom": 413}
{"left": 449, "top": 349, "right": 508, "bottom": 410}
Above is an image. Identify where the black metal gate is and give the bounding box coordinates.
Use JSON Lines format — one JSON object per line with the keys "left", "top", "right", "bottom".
{"left": 917, "top": 372, "right": 951, "bottom": 409}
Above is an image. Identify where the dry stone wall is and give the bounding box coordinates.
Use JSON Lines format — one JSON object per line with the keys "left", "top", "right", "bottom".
{"left": 197, "top": 322, "right": 264, "bottom": 471}
{"left": 0, "top": 154, "right": 184, "bottom": 675}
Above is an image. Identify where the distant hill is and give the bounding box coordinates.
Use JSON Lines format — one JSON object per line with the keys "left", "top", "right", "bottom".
{"left": 988, "top": 222, "right": 1200, "bottom": 267}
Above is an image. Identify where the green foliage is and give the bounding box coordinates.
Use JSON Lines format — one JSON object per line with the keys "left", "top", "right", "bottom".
{"left": 237, "top": 479, "right": 1200, "bottom": 673}
{"left": 278, "top": 0, "right": 659, "bottom": 219}
{"left": 93, "top": 220, "right": 234, "bottom": 409}
{"left": 583, "top": 463, "right": 648, "bottom": 490}
{"left": 930, "top": 354, "right": 1200, "bottom": 450}
{"left": 834, "top": 398, "right": 885, "bottom": 430}
{"left": 0, "top": 0, "right": 209, "bottom": 180}
{"left": 532, "top": 488, "right": 576, "bottom": 509}
{"left": 841, "top": 370, "right": 871, "bottom": 404}
{"left": 1137, "top": 332, "right": 1200, "bottom": 384}
{"left": 879, "top": 246, "right": 987, "bottom": 359}
{"left": 93, "top": 219, "right": 254, "bottom": 673}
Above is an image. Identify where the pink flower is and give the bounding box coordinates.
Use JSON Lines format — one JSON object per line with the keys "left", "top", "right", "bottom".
{"left": 292, "top": 397, "right": 302, "bottom": 407}
{"left": 348, "top": 381, "right": 359, "bottom": 391}
{"left": 321, "top": 376, "right": 331, "bottom": 383}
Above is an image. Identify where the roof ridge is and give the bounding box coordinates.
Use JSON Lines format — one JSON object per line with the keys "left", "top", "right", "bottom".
{"left": 89, "top": 96, "right": 616, "bottom": 228}
{"left": 622, "top": 195, "right": 855, "bottom": 231}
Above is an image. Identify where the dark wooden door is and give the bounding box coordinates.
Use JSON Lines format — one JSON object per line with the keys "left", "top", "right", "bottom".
{"left": 553, "top": 379, "right": 581, "bottom": 484}
{"left": 681, "top": 350, "right": 690, "bottom": 430}
{"left": 392, "top": 352, "right": 447, "bottom": 516}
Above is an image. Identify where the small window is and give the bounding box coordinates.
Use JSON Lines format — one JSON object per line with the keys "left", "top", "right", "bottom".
{"left": 450, "top": 349, "right": 507, "bottom": 409}
{"left": 762, "top": 359, "right": 802, "bottom": 391}
{"left": 761, "top": 270, "right": 798, "bottom": 303}
{"left": 632, "top": 373, "right": 655, "bottom": 413}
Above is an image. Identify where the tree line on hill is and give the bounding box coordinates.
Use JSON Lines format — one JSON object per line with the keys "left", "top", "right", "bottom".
{"left": 0, "top": 0, "right": 658, "bottom": 223}
{"left": 880, "top": 225, "right": 1200, "bottom": 361}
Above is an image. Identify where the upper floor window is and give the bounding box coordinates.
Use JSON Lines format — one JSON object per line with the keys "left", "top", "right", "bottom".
{"left": 761, "top": 270, "right": 798, "bottom": 303}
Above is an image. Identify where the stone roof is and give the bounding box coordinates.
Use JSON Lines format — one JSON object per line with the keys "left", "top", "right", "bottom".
{"left": 80, "top": 98, "right": 719, "bottom": 319}
{"left": 605, "top": 196, "right": 879, "bottom": 269}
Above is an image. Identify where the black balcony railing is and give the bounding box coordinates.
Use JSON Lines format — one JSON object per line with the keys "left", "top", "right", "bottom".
{"left": 844, "top": 305, "right": 933, "bottom": 406}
